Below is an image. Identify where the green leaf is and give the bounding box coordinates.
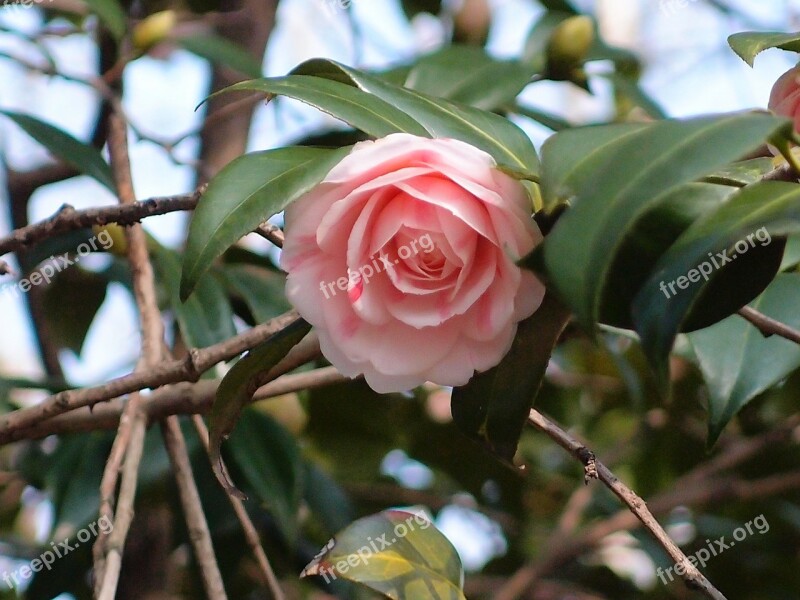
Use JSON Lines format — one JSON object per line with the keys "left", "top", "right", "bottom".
{"left": 218, "top": 264, "right": 289, "bottom": 324}
{"left": 633, "top": 180, "right": 800, "bottom": 382}
{"left": 403, "top": 45, "right": 535, "bottom": 110}
{"left": 227, "top": 409, "right": 303, "bottom": 543}
{"left": 707, "top": 157, "right": 777, "bottom": 187}
{"left": 291, "top": 59, "right": 539, "bottom": 173}
{"left": 451, "top": 293, "right": 570, "bottom": 462}
{"left": 178, "top": 34, "right": 263, "bottom": 78}
{"left": 209, "top": 317, "right": 311, "bottom": 499}
{"left": 301, "top": 509, "right": 466, "bottom": 600}
{"left": 597, "top": 182, "right": 735, "bottom": 329}
{"left": 687, "top": 274, "right": 800, "bottom": 445}
{"left": 81, "top": 0, "right": 127, "bottom": 40}
{"left": 180, "top": 145, "right": 349, "bottom": 300}
{"left": 213, "top": 76, "right": 430, "bottom": 137}
{"left": 0, "top": 111, "right": 115, "bottom": 191}
{"left": 151, "top": 243, "right": 236, "bottom": 348}
{"left": 538, "top": 121, "right": 649, "bottom": 208}
{"left": 41, "top": 266, "right": 108, "bottom": 354}
{"left": 538, "top": 112, "right": 788, "bottom": 331}
{"left": 728, "top": 31, "right": 800, "bottom": 67}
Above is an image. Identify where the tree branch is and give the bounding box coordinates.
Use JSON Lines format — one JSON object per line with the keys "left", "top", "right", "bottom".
{"left": 737, "top": 305, "right": 800, "bottom": 345}
{"left": 0, "top": 310, "right": 301, "bottom": 442}
{"left": 0, "top": 191, "right": 202, "bottom": 258}
{"left": 501, "top": 409, "right": 730, "bottom": 600}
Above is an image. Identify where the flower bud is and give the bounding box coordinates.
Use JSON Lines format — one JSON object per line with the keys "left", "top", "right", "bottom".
{"left": 546, "top": 15, "right": 595, "bottom": 83}
{"left": 132, "top": 10, "right": 177, "bottom": 53}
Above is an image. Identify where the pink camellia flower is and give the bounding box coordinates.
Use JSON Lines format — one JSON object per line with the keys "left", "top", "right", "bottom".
{"left": 280, "top": 133, "right": 545, "bottom": 393}
{"left": 769, "top": 65, "right": 800, "bottom": 133}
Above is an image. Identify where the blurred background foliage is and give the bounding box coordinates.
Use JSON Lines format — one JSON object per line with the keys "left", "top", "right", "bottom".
{"left": 0, "top": 0, "right": 799, "bottom": 598}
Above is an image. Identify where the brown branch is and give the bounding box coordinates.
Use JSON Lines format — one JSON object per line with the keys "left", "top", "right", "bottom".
{"left": 96, "top": 112, "right": 163, "bottom": 597}
{"left": 1, "top": 361, "right": 336, "bottom": 443}
{"left": 0, "top": 192, "right": 202, "bottom": 258}
{"left": 254, "top": 222, "right": 284, "bottom": 248}
{"left": 162, "top": 416, "right": 228, "bottom": 599}
{"left": 498, "top": 409, "right": 729, "bottom": 600}
{"left": 191, "top": 415, "right": 286, "bottom": 599}
{"left": 0, "top": 310, "right": 300, "bottom": 443}
{"left": 737, "top": 305, "right": 800, "bottom": 345}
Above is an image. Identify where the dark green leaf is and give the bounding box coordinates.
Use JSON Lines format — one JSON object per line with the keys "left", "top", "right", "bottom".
{"left": 82, "top": 0, "right": 127, "bottom": 39}
{"left": 728, "top": 31, "right": 800, "bottom": 67}
{"left": 291, "top": 58, "right": 539, "bottom": 172}
{"left": 209, "top": 318, "right": 311, "bottom": 499}
{"left": 180, "top": 145, "right": 349, "bottom": 300}
{"left": 227, "top": 408, "right": 303, "bottom": 543}
{"left": 151, "top": 243, "right": 236, "bottom": 348}
{"left": 451, "top": 293, "right": 570, "bottom": 462}
{"left": 539, "top": 112, "right": 788, "bottom": 331}
{"left": 0, "top": 111, "right": 115, "bottom": 191}
{"left": 687, "top": 274, "right": 800, "bottom": 445}
{"left": 403, "top": 45, "right": 535, "bottom": 110}
{"left": 213, "top": 76, "right": 429, "bottom": 137}
{"left": 301, "top": 509, "right": 466, "bottom": 600}
{"left": 633, "top": 180, "right": 800, "bottom": 382}
{"left": 217, "top": 264, "right": 289, "bottom": 324}
{"left": 178, "top": 34, "right": 263, "bottom": 78}
{"left": 41, "top": 266, "right": 108, "bottom": 354}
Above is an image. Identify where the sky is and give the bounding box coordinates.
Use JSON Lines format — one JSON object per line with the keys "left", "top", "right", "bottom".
{"left": 1, "top": 0, "right": 800, "bottom": 585}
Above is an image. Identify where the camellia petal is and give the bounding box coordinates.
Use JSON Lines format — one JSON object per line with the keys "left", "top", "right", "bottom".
{"left": 281, "top": 133, "right": 545, "bottom": 393}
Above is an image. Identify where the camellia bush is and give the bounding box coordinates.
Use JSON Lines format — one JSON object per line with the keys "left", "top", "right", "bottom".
{"left": 2, "top": 1, "right": 800, "bottom": 599}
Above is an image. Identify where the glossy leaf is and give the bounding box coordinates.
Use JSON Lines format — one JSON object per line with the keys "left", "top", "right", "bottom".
{"left": 633, "top": 180, "right": 800, "bottom": 381}
{"left": 538, "top": 112, "right": 787, "bottom": 331}
{"left": 451, "top": 293, "right": 570, "bottom": 462}
{"left": 1, "top": 111, "right": 115, "bottom": 191}
{"left": 180, "top": 145, "right": 349, "bottom": 300}
{"left": 209, "top": 317, "right": 311, "bottom": 499}
{"left": 597, "top": 182, "right": 734, "bottom": 329}
{"left": 403, "top": 45, "right": 535, "bottom": 110}
{"left": 82, "top": 0, "right": 127, "bottom": 39}
{"left": 688, "top": 274, "right": 800, "bottom": 445}
{"left": 291, "top": 58, "right": 539, "bottom": 172}
{"left": 301, "top": 509, "right": 466, "bottom": 600}
{"left": 728, "top": 31, "right": 800, "bottom": 66}
{"left": 213, "top": 75, "right": 430, "bottom": 137}
{"left": 538, "top": 121, "right": 648, "bottom": 208}
{"left": 178, "top": 34, "right": 263, "bottom": 78}
{"left": 227, "top": 409, "right": 303, "bottom": 543}
{"left": 707, "top": 157, "right": 777, "bottom": 187}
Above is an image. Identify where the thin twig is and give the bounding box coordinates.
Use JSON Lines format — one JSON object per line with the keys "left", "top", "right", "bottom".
{"left": 191, "top": 415, "right": 286, "bottom": 599}
{"left": 513, "top": 409, "right": 729, "bottom": 600}
{"left": 161, "top": 416, "right": 228, "bottom": 599}
{"left": 0, "top": 310, "right": 301, "bottom": 442}
{"left": 96, "top": 112, "right": 163, "bottom": 597}
{"left": 254, "top": 222, "right": 284, "bottom": 248}
{"left": 0, "top": 192, "right": 202, "bottom": 258}
{"left": 0, "top": 359, "right": 335, "bottom": 443}
{"left": 737, "top": 306, "right": 800, "bottom": 345}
